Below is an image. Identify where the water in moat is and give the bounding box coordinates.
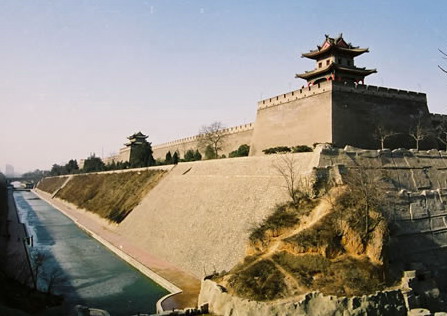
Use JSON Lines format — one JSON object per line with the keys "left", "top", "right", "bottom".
{"left": 13, "top": 191, "right": 168, "bottom": 315}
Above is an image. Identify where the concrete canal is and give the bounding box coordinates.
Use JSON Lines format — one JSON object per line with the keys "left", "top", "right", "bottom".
{"left": 13, "top": 190, "right": 168, "bottom": 315}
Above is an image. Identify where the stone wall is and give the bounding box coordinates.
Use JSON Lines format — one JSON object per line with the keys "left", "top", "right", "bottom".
{"left": 318, "top": 147, "right": 447, "bottom": 295}
{"left": 249, "top": 82, "right": 333, "bottom": 155}
{"left": 198, "top": 279, "right": 407, "bottom": 316}
{"left": 115, "top": 152, "right": 319, "bottom": 278}
{"left": 151, "top": 123, "right": 254, "bottom": 160}
{"left": 249, "top": 81, "right": 432, "bottom": 155}
{"left": 331, "top": 83, "right": 433, "bottom": 149}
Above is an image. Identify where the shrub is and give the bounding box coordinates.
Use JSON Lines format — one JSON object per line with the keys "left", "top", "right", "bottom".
{"left": 262, "top": 146, "right": 291, "bottom": 154}
{"left": 291, "top": 145, "right": 313, "bottom": 153}
{"left": 229, "top": 144, "right": 250, "bottom": 158}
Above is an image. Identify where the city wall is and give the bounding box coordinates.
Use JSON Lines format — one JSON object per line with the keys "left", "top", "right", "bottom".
{"left": 151, "top": 123, "right": 254, "bottom": 160}
{"left": 331, "top": 82, "right": 433, "bottom": 149}
{"left": 100, "top": 81, "right": 437, "bottom": 165}
{"left": 250, "top": 82, "right": 333, "bottom": 155}
{"left": 249, "top": 80, "right": 433, "bottom": 155}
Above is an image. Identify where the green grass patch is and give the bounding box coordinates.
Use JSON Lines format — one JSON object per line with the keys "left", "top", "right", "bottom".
{"left": 227, "top": 259, "right": 286, "bottom": 301}
{"left": 36, "top": 176, "right": 69, "bottom": 194}
{"left": 56, "top": 170, "right": 165, "bottom": 223}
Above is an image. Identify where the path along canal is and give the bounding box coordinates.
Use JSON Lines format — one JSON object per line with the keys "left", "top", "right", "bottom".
{"left": 13, "top": 190, "right": 168, "bottom": 315}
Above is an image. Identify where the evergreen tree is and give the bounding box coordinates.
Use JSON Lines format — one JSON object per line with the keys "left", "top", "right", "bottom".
{"left": 129, "top": 141, "right": 155, "bottom": 168}
{"left": 172, "top": 151, "right": 179, "bottom": 165}
{"left": 193, "top": 149, "right": 202, "bottom": 161}
{"left": 165, "top": 151, "right": 173, "bottom": 164}
{"left": 83, "top": 154, "right": 105, "bottom": 173}
{"left": 184, "top": 149, "right": 195, "bottom": 162}
{"left": 65, "top": 159, "right": 79, "bottom": 174}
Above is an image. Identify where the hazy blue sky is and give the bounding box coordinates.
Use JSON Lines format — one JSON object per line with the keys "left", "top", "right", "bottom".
{"left": 0, "top": 0, "right": 446, "bottom": 173}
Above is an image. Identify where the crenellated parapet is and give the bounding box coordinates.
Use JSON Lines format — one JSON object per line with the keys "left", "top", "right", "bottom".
{"left": 333, "top": 81, "right": 426, "bottom": 100}
{"left": 257, "top": 81, "right": 426, "bottom": 111}
{"left": 153, "top": 123, "right": 255, "bottom": 150}
{"left": 257, "top": 80, "right": 332, "bottom": 110}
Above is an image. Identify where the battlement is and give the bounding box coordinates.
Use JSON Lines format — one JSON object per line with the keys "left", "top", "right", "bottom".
{"left": 257, "top": 80, "right": 332, "bottom": 110}
{"left": 333, "top": 81, "right": 426, "bottom": 100}
{"left": 257, "top": 81, "right": 426, "bottom": 111}
{"left": 153, "top": 123, "right": 255, "bottom": 150}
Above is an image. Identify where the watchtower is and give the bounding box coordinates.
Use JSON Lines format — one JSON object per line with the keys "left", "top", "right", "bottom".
{"left": 249, "top": 35, "right": 433, "bottom": 155}
{"left": 296, "top": 34, "right": 376, "bottom": 86}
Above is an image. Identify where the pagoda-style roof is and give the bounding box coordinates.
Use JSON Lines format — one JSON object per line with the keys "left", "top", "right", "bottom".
{"left": 125, "top": 131, "right": 148, "bottom": 147}
{"left": 127, "top": 131, "right": 148, "bottom": 140}
{"left": 296, "top": 63, "right": 377, "bottom": 80}
{"left": 297, "top": 34, "right": 376, "bottom": 85}
{"left": 302, "top": 34, "right": 369, "bottom": 59}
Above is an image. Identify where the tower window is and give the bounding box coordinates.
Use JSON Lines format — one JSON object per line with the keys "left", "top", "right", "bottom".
{"left": 326, "top": 60, "right": 330, "bottom": 66}
{"left": 318, "top": 62, "right": 322, "bottom": 68}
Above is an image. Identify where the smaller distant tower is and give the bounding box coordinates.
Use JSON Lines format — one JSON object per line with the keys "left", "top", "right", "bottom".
{"left": 296, "top": 34, "right": 376, "bottom": 86}
{"left": 125, "top": 132, "right": 148, "bottom": 148}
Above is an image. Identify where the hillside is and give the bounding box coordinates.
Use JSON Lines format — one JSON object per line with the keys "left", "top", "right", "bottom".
{"left": 213, "top": 181, "right": 390, "bottom": 301}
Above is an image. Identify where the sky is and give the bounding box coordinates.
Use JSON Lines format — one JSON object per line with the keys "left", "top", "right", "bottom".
{"left": 0, "top": 0, "right": 446, "bottom": 174}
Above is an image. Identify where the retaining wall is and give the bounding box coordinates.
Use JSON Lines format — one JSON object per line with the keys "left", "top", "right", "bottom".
{"left": 198, "top": 279, "right": 407, "bottom": 316}
{"left": 116, "top": 152, "right": 319, "bottom": 278}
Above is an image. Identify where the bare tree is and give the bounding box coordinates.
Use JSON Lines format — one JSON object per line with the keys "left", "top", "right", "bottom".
{"left": 409, "top": 120, "right": 430, "bottom": 150}
{"left": 198, "top": 121, "right": 227, "bottom": 159}
{"left": 273, "top": 154, "right": 312, "bottom": 204}
{"left": 373, "top": 124, "right": 397, "bottom": 150}
{"left": 343, "top": 165, "right": 387, "bottom": 239}
{"left": 435, "top": 120, "right": 447, "bottom": 150}
{"left": 439, "top": 49, "right": 447, "bottom": 74}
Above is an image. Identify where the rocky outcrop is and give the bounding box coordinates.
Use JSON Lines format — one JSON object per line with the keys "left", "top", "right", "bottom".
{"left": 198, "top": 279, "right": 407, "bottom": 316}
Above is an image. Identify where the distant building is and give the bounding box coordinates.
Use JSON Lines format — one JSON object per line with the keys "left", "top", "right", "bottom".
{"left": 5, "top": 164, "right": 14, "bottom": 177}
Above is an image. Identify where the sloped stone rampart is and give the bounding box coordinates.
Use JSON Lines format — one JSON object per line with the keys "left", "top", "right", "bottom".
{"left": 116, "top": 152, "right": 319, "bottom": 278}
{"left": 198, "top": 279, "right": 407, "bottom": 316}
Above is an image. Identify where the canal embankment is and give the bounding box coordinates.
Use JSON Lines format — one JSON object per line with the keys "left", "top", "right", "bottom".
{"left": 33, "top": 153, "right": 320, "bottom": 311}
{"left": 33, "top": 188, "right": 201, "bottom": 311}
{"left": 0, "top": 176, "right": 63, "bottom": 314}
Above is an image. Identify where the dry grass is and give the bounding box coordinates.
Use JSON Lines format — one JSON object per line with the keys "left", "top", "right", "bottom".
{"left": 36, "top": 177, "right": 69, "bottom": 194}
{"left": 249, "top": 200, "right": 316, "bottom": 246}
{"left": 223, "top": 185, "right": 389, "bottom": 301}
{"left": 272, "top": 252, "right": 384, "bottom": 296}
{"left": 227, "top": 259, "right": 286, "bottom": 301}
{"left": 55, "top": 170, "right": 166, "bottom": 223}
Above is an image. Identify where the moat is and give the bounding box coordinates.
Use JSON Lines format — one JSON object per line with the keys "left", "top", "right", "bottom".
{"left": 13, "top": 190, "right": 168, "bottom": 315}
